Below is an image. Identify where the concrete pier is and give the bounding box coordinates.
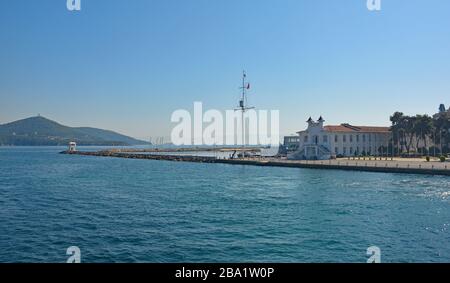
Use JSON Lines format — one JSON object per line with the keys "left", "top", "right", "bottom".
{"left": 61, "top": 150, "right": 450, "bottom": 176}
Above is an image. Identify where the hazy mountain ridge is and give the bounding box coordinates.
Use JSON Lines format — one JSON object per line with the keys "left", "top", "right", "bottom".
{"left": 0, "top": 116, "right": 149, "bottom": 146}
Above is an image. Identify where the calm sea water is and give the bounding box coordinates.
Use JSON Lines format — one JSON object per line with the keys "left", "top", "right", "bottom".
{"left": 1, "top": 147, "right": 449, "bottom": 263}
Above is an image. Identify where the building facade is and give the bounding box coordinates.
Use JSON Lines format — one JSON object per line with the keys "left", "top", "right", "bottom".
{"left": 288, "top": 117, "right": 391, "bottom": 160}
{"left": 283, "top": 136, "right": 300, "bottom": 152}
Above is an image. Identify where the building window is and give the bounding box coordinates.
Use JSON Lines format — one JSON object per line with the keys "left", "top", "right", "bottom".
{"left": 335, "top": 135, "right": 338, "bottom": 142}
{"left": 350, "top": 147, "right": 353, "bottom": 155}
{"left": 363, "top": 134, "right": 366, "bottom": 143}
{"left": 343, "top": 135, "right": 347, "bottom": 142}
{"left": 343, "top": 147, "right": 347, "bottom": 155}
{"left": 335, "top": 147, "right": 338, "bottom": 154}
{"left": 356, "top": 135, "right": 359, "bottom": 142}
{"left": 304, "top": 135, "right": 308, "bottom": 143}
{"left": 350, "top": 135, "right": 353, "bottom": 142}
{"left": 357, "top": 147, "right": 360, "bottom": 154}
{"left": 323, "top": 135, "right": 328, "bottom": 143}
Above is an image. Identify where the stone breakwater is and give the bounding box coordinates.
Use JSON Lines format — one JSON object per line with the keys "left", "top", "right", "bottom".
{"left": 61, "top": 150, "right": 450, "bottom": 176}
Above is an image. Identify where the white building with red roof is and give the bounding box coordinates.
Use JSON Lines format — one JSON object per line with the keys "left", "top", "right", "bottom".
{"left": 288, "top": 117, "right": 391, "bottom": 160}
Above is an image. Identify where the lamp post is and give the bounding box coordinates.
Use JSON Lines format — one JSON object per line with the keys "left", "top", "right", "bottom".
{"left": 434, "top": 131, "right": 436, "bottom": 157}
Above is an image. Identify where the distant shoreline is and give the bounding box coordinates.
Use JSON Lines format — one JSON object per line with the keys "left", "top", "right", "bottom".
{"left": 0, "top": 116, "right": 150, "bottom": 146}
{"left": 0, "top": 144, "right": 149, "bottom": 147}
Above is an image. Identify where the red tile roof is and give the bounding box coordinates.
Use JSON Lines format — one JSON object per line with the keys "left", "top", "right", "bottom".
{"left": 323, "top": 124, "right": 390, "bottom": 133}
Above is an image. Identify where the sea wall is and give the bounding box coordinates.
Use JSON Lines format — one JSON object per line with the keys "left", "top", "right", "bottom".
{"left": 61, "top": 151, "right": 450, "bottom": 176}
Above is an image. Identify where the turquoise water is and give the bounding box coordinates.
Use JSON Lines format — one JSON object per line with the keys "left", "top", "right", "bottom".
{"left": 1, "top": 147, "right": 449, "bottom": 263}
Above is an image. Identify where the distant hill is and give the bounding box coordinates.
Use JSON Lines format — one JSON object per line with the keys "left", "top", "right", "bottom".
{"left": 0, "top": 116, "right": 149, "bottom": 146}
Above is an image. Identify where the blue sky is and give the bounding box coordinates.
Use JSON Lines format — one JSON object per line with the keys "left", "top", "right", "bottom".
{"left": 1, "top": 0, "right": 450, "bottom": 140}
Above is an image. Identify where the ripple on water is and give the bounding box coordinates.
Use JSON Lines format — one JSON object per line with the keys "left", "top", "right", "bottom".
{"left": 1, "top": 148, "right": 450, "bottom": 262}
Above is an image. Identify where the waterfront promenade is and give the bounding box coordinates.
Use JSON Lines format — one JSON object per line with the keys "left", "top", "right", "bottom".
{"left": 281, "top": 158, "right": 450, "bottom": 171}
{"left": 62, "top": 150, "right": 450, "bottom": 176}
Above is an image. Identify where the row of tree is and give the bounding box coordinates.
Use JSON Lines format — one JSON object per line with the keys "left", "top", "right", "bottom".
{"left": 390, "top": 111, "right": 450, "bottom": 156}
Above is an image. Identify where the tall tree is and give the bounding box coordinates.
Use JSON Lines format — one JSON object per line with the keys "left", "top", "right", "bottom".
{"left": 434, "top": 112, "right": 450, "bottom": 154}
{"left": 413, "top": 115, "right": 433, "bottom": 155}
{"left": 390, "top": 112, "right": 405, "bottom": 154}
{"left": 404, "top": 116, "right": 417, "bottom": 155}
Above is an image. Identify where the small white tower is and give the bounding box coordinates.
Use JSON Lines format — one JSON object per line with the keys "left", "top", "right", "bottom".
{"left": 317, "top": 116, "right": 325, "bottom": 128}
{"left": 306, "top": 117, "right": 314, "bottom": 128}
{"left": 68, "top": 142, "right": 77, "bottom": 152}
